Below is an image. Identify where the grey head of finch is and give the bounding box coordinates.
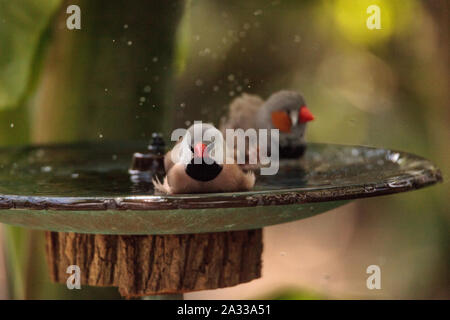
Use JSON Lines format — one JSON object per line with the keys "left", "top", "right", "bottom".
{"left": 256, "top": 90, "right": 314, "bottom": 156}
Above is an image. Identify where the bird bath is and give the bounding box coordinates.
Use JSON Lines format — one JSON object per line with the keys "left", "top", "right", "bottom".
{"left": 0, "top": 142, "right": 442, "bottom": 297}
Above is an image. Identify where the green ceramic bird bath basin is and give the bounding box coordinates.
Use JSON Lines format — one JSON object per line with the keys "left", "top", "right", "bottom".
{"left": 0, "top": 142, "right": 442, "bottom": 234}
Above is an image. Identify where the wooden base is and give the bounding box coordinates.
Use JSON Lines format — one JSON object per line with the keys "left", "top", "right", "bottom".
{"left": 45, "top": 230, "right": 262, "bottom": 298}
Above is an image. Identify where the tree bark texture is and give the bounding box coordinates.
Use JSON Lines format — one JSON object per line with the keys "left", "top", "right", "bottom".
{"left": 45, "top": 230, "right": 262, "bottom": 298}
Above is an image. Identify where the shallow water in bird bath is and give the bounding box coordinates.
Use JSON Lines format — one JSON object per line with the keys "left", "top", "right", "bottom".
{"left": 0, "top": 141, "right": 441, "bottom": 234}
{"left": 0, "top": 142, "right": 439, "bottom": 198}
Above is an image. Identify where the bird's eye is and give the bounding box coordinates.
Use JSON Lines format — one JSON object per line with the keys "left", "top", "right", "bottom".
{"left": 271, "top": 111, "right": 292, "bottom": 133}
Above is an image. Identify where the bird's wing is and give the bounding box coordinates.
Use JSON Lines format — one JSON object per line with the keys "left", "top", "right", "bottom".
{"left": 220, "top": 93, "right": 264, "bottom": 132}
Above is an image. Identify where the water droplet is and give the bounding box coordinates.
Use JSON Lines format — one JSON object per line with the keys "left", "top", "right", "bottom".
{"left": 388, "top": 180, "right": 412, "bottom": 188}
{"left": 180, "top": 102, "right": 186, "bottom": 108}
{"left": 143, "top": 85, "right": 151, "bottom": 93}
{"left": 36, "top": 149, "right": 45, "bottom": 158}
{"left": 104, "top": 88, "right": 108, "bottom": 92}
{"left": 195, "top": 79, "right": 203, "bottom": 86}
{"left": 388, "top": 152, "right": 400, "bottom": 162}
{"left": 213, "top": 85, "right": 219, "bottom": 92}
{"left": 199, "top": 48, "right": 211, "bottom": 56}
{"left": 99, "top": 133, "right": 104, "bottom": 139}
{"left": 123, "top": 24, "right": 128, "bottom": 29}
{"left": 364, "top": 186, "right": 376, "bottom": 193}
{"left": 152, "top": 56, "right": 158, "bottom": 63}
{"left": 127, "top": 40, "right": 133, "bottom": 46}
{"left": 112, "top": 154, "right": 118, "bottom": 161}
{"left": 351, "top": 148, "right": 360, "bottom": 157}
{"left": 10, "top": 123, "right": 14, "bottom": 128}
{"left": 139, "top": 97, "right": 146, "bottom": 103}
{"left": 254, "top": 9, "right": 263, "bottom": 16}
{"left": 229, "top": 91, "right": 235, "bottom": 97}
{"left": 227, "top": 74, "right": 235, "bottom": 82}
{"left": 41, "top": 166, "right": 52, "bottom": 173}
{"left": 184, "top": 120, "right": 191, "bottom": 126}
{"left": 71, "top": 173, "right": 79, "bottom": 179}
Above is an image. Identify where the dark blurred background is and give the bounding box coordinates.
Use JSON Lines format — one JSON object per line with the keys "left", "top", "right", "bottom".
{"left": 0, "top": 0, "right": 448, "bottom": 299}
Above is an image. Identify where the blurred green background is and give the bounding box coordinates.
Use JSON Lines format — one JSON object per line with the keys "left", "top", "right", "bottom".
{"left": 0, "top": 0, "right": 448, "bottom": 299}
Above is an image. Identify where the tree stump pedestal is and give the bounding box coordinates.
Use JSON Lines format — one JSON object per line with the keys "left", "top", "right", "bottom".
{"left": 45, "top": 229, "right": 262, "bottom": 298}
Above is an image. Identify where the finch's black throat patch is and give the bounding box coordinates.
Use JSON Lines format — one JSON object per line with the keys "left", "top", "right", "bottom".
{"left": 185, "top": 157, "right": 223, "bottom": 182}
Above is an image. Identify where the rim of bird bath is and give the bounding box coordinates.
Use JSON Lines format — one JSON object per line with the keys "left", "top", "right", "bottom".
{"left": 0, "top": 141, "right": 442, "bottom": 235}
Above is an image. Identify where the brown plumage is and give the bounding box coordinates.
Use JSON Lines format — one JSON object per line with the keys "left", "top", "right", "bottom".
{"left": 153, "top": 162, "right": 255, "bottom": 194}
{"left": 153, "top": 123, "right": 255, "bottom": 195}
{"left": 220, "top": 93, "right": 264, "bottom": 132}
{"left": 220, "top": 90, "right": 314, "bottom": 159}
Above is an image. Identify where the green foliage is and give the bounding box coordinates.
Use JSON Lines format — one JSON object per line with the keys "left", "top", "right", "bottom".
{"left": 263, "top": 288, "right": 325, "bottom": 300}
{"left": 0, "top": 0, "right": 447, "bottom": 299}
{"left": 3, "top": 226, "right": 28, "bottom": 299}
{"left": 0, "top": 0, "right": 61, "bottom": 109}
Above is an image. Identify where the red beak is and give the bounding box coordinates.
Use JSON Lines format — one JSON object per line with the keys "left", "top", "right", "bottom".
{"left": 194, "top": 143, "right": 207, "bottom": 158}
{"left": 299, "top": 106, "right": 314, "bottom": 123}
